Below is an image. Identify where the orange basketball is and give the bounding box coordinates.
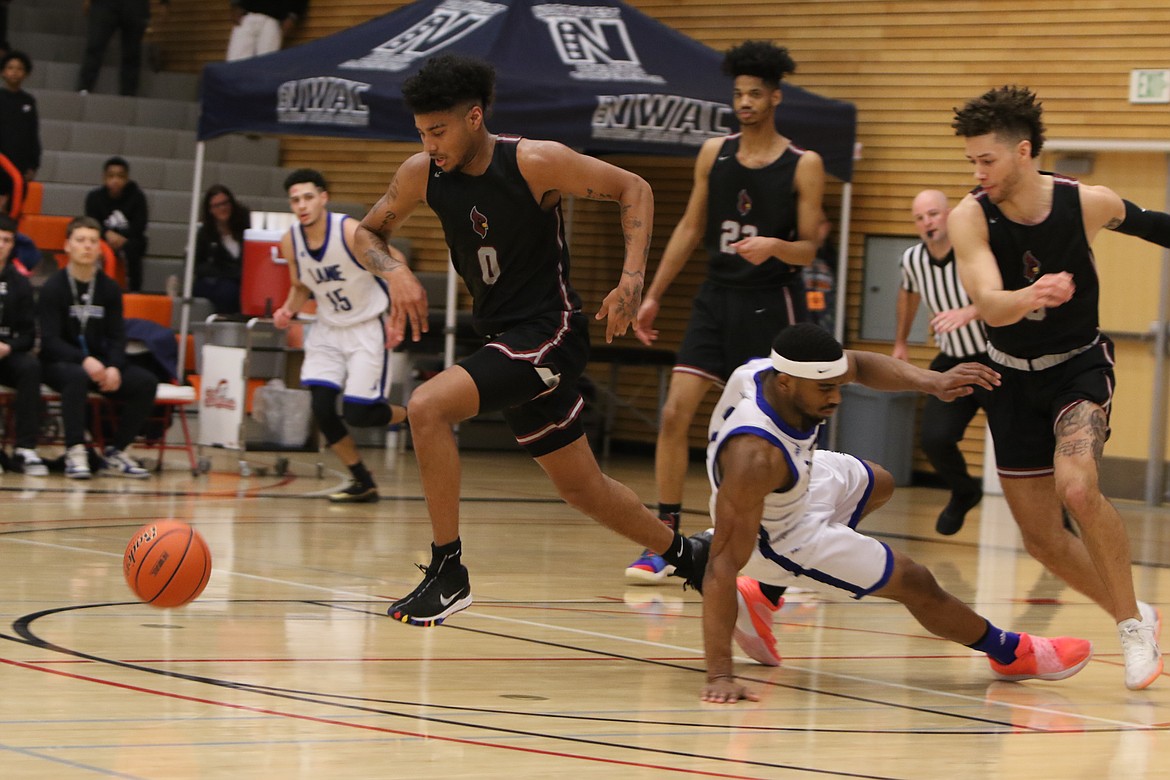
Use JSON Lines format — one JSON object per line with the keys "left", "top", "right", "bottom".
{"left": 123, "top": 520, "right": 212, "bottom": 608}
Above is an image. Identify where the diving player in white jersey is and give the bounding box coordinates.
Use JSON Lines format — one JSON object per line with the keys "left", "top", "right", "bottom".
{"left": 273, "top": 169, "right": 406, "bottom": 503}
{"left": 696, "top": 324, "right": 1094, "bottom": 703}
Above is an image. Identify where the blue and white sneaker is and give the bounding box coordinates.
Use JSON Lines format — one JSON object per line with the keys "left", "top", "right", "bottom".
{"left": 103, "top": 446, "right": 150, "bottom": 479}
{"left": 65, "top": 444, "right": 91, "bottom": 480}
{"left": 625, "top": 550, "right": 676, "bottom": 584}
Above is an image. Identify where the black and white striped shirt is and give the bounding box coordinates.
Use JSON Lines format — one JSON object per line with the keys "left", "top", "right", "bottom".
{"left": 899, "top": 243, "right": 987, "bottom": 358}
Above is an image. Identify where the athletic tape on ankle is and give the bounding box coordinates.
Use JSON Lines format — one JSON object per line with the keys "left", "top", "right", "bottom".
{"left": 769, "top": 350, "right": 848, "bottom": 379}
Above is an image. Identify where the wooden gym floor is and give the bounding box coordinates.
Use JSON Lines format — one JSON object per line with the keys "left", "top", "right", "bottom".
{"left": 1, "top": 446, "right": 1168, "bottom": 779}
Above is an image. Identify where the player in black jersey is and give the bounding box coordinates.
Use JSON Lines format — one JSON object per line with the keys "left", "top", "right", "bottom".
{"left": 624, "top": 41, "right": 827, "bottom": 586}
{"left": 950, "top": 85, "right": 1170, "bottom": 690}
{"left": 352, "top": 54, "right": 704, "bottom": 627}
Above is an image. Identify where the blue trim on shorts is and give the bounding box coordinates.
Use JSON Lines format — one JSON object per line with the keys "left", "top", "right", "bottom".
{"left": 848, "top": 456, "right": 875, "bottom": 529}
{"left": 342, "top": 394, "right": 384, "bottom": 405}
{"left": 755, "top": 526, "right": 884, "bottom": 600}
{"left": 302, "top": 378, "right": 341, "bottom": 391}
{"left": 855, "top": 542, "right": 895, "bottom": 598}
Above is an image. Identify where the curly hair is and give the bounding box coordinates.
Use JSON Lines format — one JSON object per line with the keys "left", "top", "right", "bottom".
{"left": 771, "top": 323, "right": 843, "bottom": 364}
{"left": 403, "top": 54, "right": 495, "bottom": 115}
{"left": 722, "top": 41, "right": 796, "bottom": 88}
{"left": 283, "top": 168, "right": 328, "bottom": 192}
{"left": 952, "top": 85, "right": 1046, "bottom": 157}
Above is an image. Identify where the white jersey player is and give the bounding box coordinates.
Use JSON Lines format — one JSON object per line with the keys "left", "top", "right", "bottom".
{"left": 273, "top": 169, "right": 406, "bottom": 503}
{"left": 694, "top": 323, "right": 1091, "bottom": 705}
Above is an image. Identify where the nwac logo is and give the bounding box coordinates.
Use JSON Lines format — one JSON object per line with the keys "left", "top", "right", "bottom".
{"left": 532, "top": 4, "right": 664, "bottom": 83}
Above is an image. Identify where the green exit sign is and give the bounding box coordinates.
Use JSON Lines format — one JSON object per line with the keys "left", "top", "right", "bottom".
{"left": 1130, "top": 69, "right": 1170, "bottom": 103}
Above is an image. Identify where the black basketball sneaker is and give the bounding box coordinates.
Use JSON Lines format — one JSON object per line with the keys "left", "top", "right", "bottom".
{"left": 388, "top": 558, "right": 473, "bottom": 627}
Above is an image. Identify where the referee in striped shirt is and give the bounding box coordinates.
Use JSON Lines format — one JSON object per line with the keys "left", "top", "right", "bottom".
{"left": 894, "top": 190, "right": 992, "bottom": 535}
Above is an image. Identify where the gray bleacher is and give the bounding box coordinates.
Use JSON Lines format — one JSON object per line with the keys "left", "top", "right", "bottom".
{"left": 6, "top": 0, "right": 360, "bottom": 293}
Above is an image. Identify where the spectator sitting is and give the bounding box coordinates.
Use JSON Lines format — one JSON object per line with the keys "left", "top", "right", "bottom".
{"left": 226, "top": 0, "right": 307, "bottom": 61}
{"left": 0, "top": 50, "right": 40, "bottom": 217}
{"left": 38, "top": 216, "right": 157, "bottom": 480}
{"left": 0, "top": 214, "right": 48, "bottom": 475}
{"left": 85, "top": 156, "right": 148, "bottom": 292}
{"left": 193, "top": 184, "right": 250, "bottom": 314}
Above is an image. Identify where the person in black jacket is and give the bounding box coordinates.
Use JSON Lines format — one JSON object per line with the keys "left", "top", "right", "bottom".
{"left": 84, "top": 156, "right": 148, "bottom": 292}
{"left": 193, "top": 184, "right": 250, "bottom": 314}
{"left": 77, "top": 0, "right": 167, "bottom": 97}
{"left": 0, "top": 51, "right": 40, "bottom": 216}
{"left": 0, "top": 215, "right": 47, "bottom": 475}
{"left": 39, "top": 217, "right": 157, "bottom": 479}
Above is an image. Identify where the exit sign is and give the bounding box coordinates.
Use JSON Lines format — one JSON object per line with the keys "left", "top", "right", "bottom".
{"left": 1130, "top": 69, "right": 1170, "bottom": 103}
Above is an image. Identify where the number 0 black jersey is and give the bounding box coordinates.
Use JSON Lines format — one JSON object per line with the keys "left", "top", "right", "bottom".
{"left": 974, "top": 173, "right": 1100, "bottom": 358}
{"left": 702, "top": 135, "right": 804, "bottom": 288}
{"left": 426, "top": 136, "right": 582, "bottom": 336}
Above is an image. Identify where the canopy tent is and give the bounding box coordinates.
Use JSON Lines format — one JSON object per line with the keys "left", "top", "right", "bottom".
{"left": 180, "top": 0, "right": 858, "bottom": 372}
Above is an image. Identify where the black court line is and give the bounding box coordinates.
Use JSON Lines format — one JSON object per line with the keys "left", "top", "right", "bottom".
{"left": 5, "top": 603, "right": 902, "bottom": 780}
{"left": 9, "top": 600, "right": 1154, "bottom": 738}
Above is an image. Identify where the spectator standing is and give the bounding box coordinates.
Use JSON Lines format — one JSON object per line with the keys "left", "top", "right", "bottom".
{"left": 39, "top": 217, "right": 157, "bottom": 479}
{"left": 226, "top": 0, "right": 307, "bottom": 61}
{"left": 0, "top": 51, "right": 40, "bottom": 216}
{"left": 193, "top": 184, "right": 250, "bottom": 314}
{"left": 85, "top": 156, "right": 148, "bottom": 292}
{"left": 0, "top": 215, "right": 47, "bottom": 475}
{"left": 77, "top": 0, "right": 167, "bottom": 97}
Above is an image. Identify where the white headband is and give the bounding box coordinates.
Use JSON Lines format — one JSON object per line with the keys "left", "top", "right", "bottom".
{"left": 770, "top": 350, "right": 848, "bottom": 379}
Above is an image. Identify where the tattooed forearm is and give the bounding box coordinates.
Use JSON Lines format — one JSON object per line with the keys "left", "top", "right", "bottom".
{"left": 376, "top": 208, "right": 398, "bottom": 233}
{"left": 359, "top": 229, "right": 405, "bottom": 275}
{"left": 585, "top": 188, "right": 614, "bottom": 201}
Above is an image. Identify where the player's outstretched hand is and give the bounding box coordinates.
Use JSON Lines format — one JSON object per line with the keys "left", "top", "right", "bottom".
{"left": 932, "top": 361, "right": 1001, "bottom": 401}
{"left": 701, "top": 676, "right": 759, "bottom": 704}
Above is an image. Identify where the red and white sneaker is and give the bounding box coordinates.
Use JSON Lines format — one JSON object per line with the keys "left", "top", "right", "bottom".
{"left": 733, "top": 577, "right": 783, "bottom": 666}
{"left": 989, "top": 633, "right": 1093, "bottom": 682}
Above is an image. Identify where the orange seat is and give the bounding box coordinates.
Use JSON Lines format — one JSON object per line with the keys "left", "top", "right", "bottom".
{"left": 123, "top": 293, "right": 199, "bottom": 375}
{"left": 18, "top": 213, "right": 70, "bottom": 253}
{"left": 22, "top": 181, "right": 43, "bottom": 216}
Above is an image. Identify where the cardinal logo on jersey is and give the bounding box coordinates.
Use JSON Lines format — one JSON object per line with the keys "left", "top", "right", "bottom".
{"left": 1022, "top": 250, "right": 1041, "bottom": 283}
{"left": 470, "top": 206, "right": 489, "bottom": 239}
{"left": 736, "top": 189, "right": 752, "bottom": 217}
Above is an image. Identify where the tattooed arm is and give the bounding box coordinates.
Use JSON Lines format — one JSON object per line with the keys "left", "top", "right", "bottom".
{"left": 516, "top": 139, "right": 654, "bottom": 343}
{"left": 355, "top": 153, "right": 430, "bottom": 347}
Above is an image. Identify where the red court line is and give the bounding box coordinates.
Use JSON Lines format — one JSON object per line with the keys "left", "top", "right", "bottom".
{"left": 0, "top": 656, "right": 776, "bottom": 780}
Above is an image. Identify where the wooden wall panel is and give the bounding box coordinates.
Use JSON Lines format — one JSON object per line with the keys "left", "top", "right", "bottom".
{"left": 155, "top": 0, "right": 1170, "bottom": 469}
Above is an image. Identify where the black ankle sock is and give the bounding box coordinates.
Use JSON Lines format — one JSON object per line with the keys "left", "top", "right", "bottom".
{"left": 659, "top": 531, "right": 689, "bottom": 569}
{"left": 348, "top": 461, "right": 374, "bottom": 487}
{"left": 431, "top": 538, "right": 462, "bottom": 570}
{"left": 760, "top": 583, "right": 787, "bottom": 607}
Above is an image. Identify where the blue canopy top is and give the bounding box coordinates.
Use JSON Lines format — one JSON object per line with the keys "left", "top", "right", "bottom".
{"left": 199, "top": 0, "right": 856, "bottom": 181}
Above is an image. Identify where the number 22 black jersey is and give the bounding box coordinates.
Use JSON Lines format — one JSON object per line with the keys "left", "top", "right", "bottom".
{"left": 426, "top": 136, "right": 583, "bottom": 336}
{"left": 703, "top": 135, "right": 804, "bottom": 288}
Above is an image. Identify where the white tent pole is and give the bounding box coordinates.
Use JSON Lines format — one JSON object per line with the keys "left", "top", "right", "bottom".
{"left": 827, "top": 180, "right": 852, "bottom": 451}
{"left": 445, "top": 250, "right": 457, "bottom": 368}
{"left": 177, "top": 140, "right": 206, "bottom": 383}
{"left": 832, "top": 181, "right": 852, "bottom": 346}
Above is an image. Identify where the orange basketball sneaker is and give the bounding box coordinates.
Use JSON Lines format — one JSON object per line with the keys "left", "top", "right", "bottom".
{"left": 988, "top": 633, "right": 1093, "bottom": 682}
{"left": 733, "top": 576, "right": 783, "bottom": 666}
